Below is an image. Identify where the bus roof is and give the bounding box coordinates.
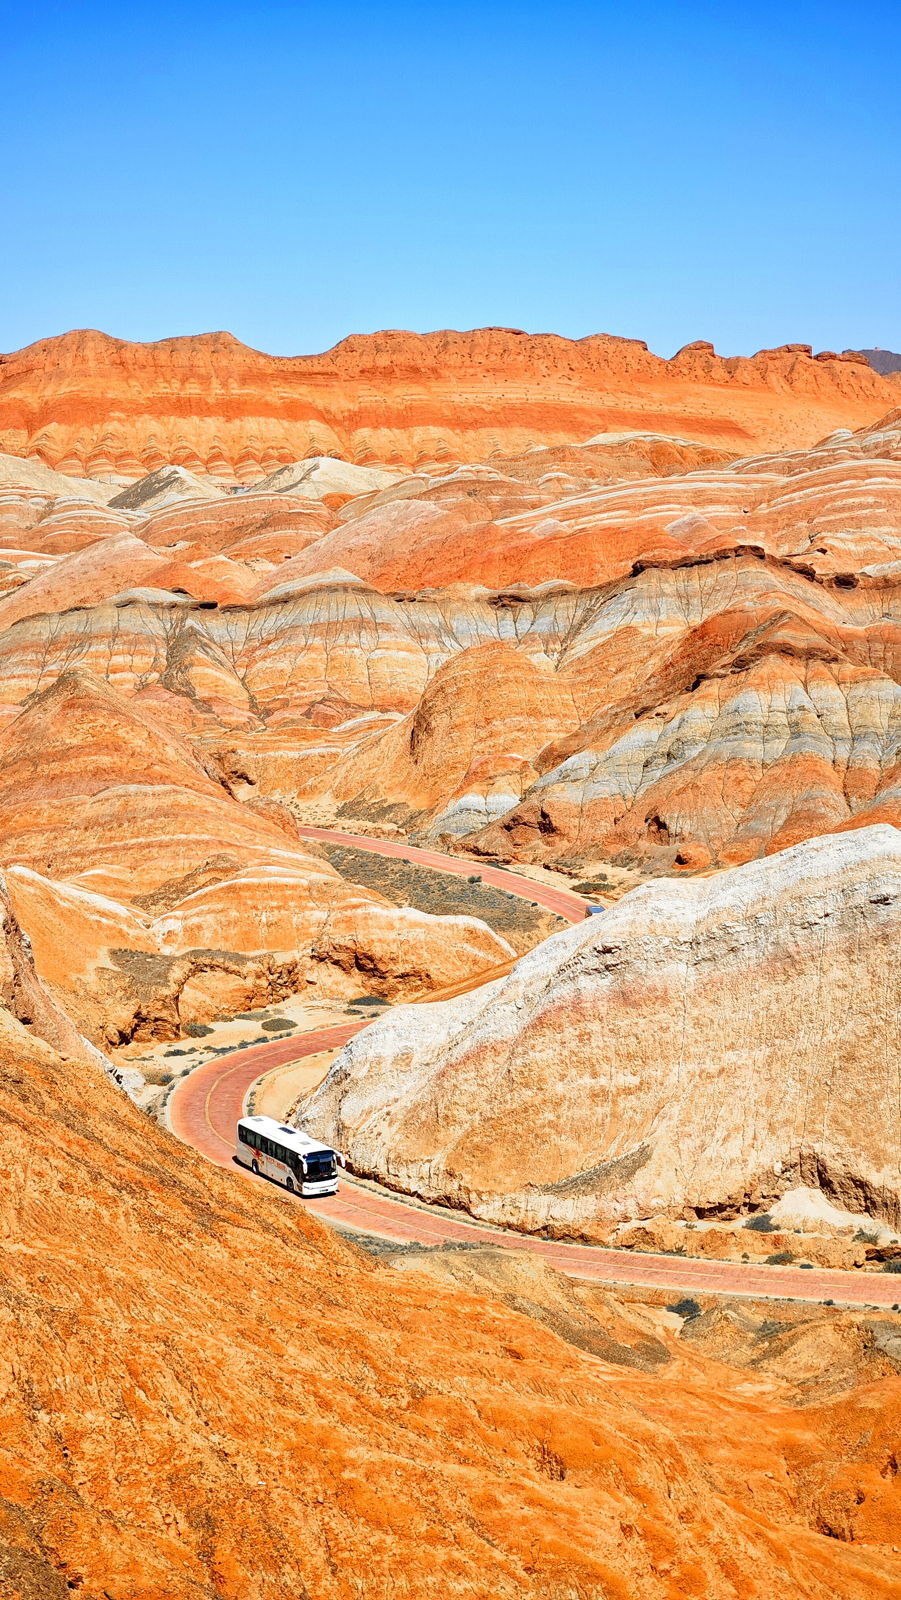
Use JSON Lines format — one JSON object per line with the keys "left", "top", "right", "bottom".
{"left": 237, "top": 1114, "right": 334, "bottom": 1156}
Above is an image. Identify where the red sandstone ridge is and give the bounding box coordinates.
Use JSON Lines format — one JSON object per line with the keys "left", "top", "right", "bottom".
{"left": 0, "top": 326, "right": 897, "bottom": 481}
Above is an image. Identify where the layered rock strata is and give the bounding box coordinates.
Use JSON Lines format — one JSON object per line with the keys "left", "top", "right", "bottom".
{"left": 0, "top": 670, "right": 514, "bottom": 1045}
{"left": 2, "top": 326, "right": 898, "bottom": 479}
{"left": 301, "top": 826, "right": 901, "bottom": 1237}
{"left": 2, "top": 413, "right": 901, "bottom": 880}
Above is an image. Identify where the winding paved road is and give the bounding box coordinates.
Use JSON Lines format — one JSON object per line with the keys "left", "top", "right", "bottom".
{"left": 170, "top": 829, "right": 901, "bottom": 1312}
{"left": 296, "top": 824, "right": 590, "bottom": 922}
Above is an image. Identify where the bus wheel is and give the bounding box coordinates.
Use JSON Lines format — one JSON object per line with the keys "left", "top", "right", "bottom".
{"left": 251, "top": 1159, "right": 260, "bottom": 1175}
{"left": 286, "top": 1175, "right": 295, "bottom": 1194}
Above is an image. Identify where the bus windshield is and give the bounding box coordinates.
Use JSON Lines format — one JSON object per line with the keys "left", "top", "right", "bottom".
{"left": 303, "top": 1152, "right": 337, "bottom": 1178}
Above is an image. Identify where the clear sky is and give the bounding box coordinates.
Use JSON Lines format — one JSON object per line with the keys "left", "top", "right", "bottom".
{"left": 1, "top": 0, "right": 898, "bottom": 359}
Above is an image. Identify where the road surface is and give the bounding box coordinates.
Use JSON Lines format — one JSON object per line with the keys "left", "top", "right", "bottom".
{"left": 170, "top": 830, "right": 901, "bottom": 1311}
{"left": 296, "top": 824, "right": 589, "bottom": 923}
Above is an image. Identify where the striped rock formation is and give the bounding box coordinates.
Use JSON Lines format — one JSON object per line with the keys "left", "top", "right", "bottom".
{"left": 1, "top": 326, "right": 898, "bottom": 480}
{"left": 301, "top": 825, "right": 901, "bottom": 1237}
{"left": 2, "top": 412, "right": 901, "bottom": 882}
{"left": 0, "top": 669, "right": 513, "bottom": 1046}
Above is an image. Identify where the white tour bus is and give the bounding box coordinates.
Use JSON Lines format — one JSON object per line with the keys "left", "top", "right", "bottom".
{"left": 236, "top": 1114, "right": 344, "bottom": 1196}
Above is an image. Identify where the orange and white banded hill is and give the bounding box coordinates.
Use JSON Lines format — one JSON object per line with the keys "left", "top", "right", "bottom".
{"left": 1, "top": 325, "right": 898, "bottom": 481}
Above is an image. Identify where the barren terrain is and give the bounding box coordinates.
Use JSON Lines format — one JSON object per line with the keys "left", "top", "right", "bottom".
{"left": 1, "top": 326, "right": 901, "bottom": 1596}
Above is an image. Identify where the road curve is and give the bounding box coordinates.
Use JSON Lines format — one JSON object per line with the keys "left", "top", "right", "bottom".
{"left": 296, "top": 825, "right": 589, "bottom": 923}
{"left": 170, "top": 832, "right": 901, "bottom": 1312}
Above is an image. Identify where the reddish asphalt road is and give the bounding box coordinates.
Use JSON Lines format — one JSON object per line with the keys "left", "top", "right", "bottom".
{"left": 169, "top": 828, "right": 901, "bottom": 1311}
{"left": 170, "top": 1034, "right": 901, "bottom": 1313}
{"left": 296, "top": 825, "right": 588, "bottom": 922}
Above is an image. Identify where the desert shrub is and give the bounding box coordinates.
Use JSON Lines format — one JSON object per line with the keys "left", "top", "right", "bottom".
{"left": 159, "top": 1072, "right": 173, "bottom": 1085}
{"left": 744, "top": 1214, "right": 777, "bottom": 1232}
{"left": 184, "top": 1022, "right": 213, "bottom": 1038}
{"left": 881, "top": 1259, "right": 901, "bottom": 1273}
{"left": 766, "top": 1251, "right": 794, "bottom": 1265}
{"left": 261, "top": 1018, "right": 294, "bottom": 1032}
{"left": 667, "top": 1297, "right": 701, "bottom": 1321}
{"left": 351, "top": 996, "right": 388, "bottom": 1008}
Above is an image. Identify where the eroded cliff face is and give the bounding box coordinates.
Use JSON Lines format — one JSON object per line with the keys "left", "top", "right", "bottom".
{"left": 3, "top": 407, "right": 901, "bottom": 1007}
{"left": 3, "top": 411, "right": 901, "bottom": 875}
{"left": 1, "top": 1002, "right": 900, "bottom": 1597}
{"left": 0, "top": 669, "right": 513, "bottom": 1046}
{"left": 301, "top": 826, "right": 901, "bottom": 1237}
{"left": 1, "top": 326, "right": 897, "bottom": 478}
{"left": 0, "top": 868, "right": 102, "bottom": 1069}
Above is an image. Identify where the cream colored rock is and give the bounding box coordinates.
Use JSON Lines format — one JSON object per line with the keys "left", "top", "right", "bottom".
{"left": 302, "top": 824, "right": 901, "bottom": 1237}
{"left": 108, "top": 465, "right": 225, "bottom": 512}
{"left": 0, "top": 450, "right": 118, "bottom": 501}
{"left": 255, "top": 457, "right": 404, "bottom": 500}
{"left": 615, "top": 1218, "right": 867, "bottom": 1271}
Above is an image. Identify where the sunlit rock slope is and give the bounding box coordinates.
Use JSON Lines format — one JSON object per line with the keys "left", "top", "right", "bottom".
{"left": 2, "top": 982, "right": 900, "bottom": 1594}
{"left": 1, "top": 326, "right": 897, "bottom": 478}
{"left": 302, "top": 825, "right": 901, "bottom": 1237}
{"left": 2, "top": 409, "right": 901, "bottom": 885}
{"left": 0, "top": 670, "right": 513, "bottom": 1046}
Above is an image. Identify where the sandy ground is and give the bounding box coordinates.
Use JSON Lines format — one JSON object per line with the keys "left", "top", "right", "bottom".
{"left": 116, "top": 994, "right": 369, "bottom": 1113}
{"left": 492, "top": 858, "right": 644, "bottom": 899}
{"left": 247, "top": 1048, "right": 341, "bottom": 1121}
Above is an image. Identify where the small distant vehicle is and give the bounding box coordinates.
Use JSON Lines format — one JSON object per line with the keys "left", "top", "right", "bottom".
{"left": 236, "top": 1114, "right": 344, "bottom": 1197}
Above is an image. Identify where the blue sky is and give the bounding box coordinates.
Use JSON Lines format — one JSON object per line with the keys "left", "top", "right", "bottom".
{"left": 1, "top": 1, "right": 898, "bottom": 358}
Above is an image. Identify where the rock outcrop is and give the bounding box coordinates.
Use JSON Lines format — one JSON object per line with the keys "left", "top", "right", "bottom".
{"left": 2, "top": 412, "right": 901, "bottom": 874}
{"left": 301, "top": 826, "right": 901, "bottom": 1237}
{"left": 1, "top": 326, "right": 897, "bottom": 479}
{"left": 0, "top": 670, "right": 514, "bottom": 1044}
{"left": 0, "top": 868, "right": 103, "bottom": 1070}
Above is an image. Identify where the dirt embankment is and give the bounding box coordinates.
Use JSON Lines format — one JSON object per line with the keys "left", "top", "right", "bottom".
{"left": 315, "top": 840, "right": 568, "bottom": 953}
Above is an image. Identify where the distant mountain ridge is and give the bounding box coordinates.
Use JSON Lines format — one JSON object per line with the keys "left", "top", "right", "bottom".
{"left": 861, "top": 348, "right": 901, "bottom": 376}
{"left": 0, "top": 326, "right": 898, "bottom": 482}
